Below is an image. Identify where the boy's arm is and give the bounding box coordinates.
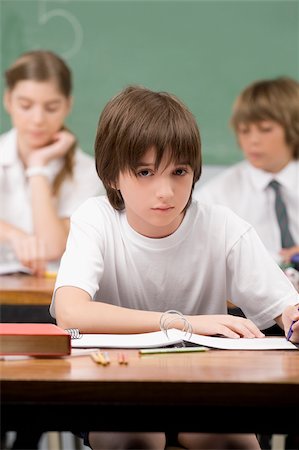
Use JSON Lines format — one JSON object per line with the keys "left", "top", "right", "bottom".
{"left": 55, "top": 286, "right": 163, "bottom": 333}
{"left": 55, "top": 286, "right": 264, "bottom": 338}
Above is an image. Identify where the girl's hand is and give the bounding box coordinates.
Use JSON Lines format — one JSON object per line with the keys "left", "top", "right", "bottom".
{"left": 189, "top": 314, "right": 265, "bottom": 338}
{"left": 8, "top": 229, "right": 46, "bottom": 277}
{"left": 26, "top": 130, "right": 76, "bottom": 167}
{"left": 282, "top": 304, "right": 299, "bottom": 343}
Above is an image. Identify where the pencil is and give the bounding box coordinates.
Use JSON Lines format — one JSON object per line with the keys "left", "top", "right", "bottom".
{"left": 103, "top": 351, "right": 110, "bottom": 364}
{"left": 139, "top": 346, "right": 209, "bottom": 355}
{"left": 286, "top": 307, "right": 299, "bottom": 341}
{"left": 44, "top": 271, "right": 57, "bottom": 279}
{"left": 91, "top": 351, "right": 109, "bottom": 366}
{"left": 118, "top": 352, "right": 129, "bottom": 365}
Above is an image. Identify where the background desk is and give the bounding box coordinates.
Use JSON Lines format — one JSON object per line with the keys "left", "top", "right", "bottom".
{"left": 1, "top": 349, "right": 299, "bottom": 434}
{"left": 0, "top": 275, "right": 55, "bottom": 323}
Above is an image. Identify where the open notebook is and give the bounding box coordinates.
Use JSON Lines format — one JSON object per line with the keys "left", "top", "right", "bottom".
{"left": 68, "top": 328, "right": 298, "bottom": 350}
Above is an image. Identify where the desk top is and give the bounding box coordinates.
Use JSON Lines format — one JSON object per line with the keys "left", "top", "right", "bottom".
{"left": 2, "top": 349, "right": 299, "bottom": 432}
{"left": 2, "top": 349, "right": 299, "bottom": 404}
{"left": 0, "top": 274, "right": 55, "bottom": 305}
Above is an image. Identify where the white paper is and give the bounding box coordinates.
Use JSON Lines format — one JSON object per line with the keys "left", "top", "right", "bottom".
{"left": 71, "top": 329, "right": 183, "bottom": 349}
{"left": 186, "top": 333, "right": 298, "bottom": 350}
{"left": 70, "top": 328, "right": 298, "bottom": 350}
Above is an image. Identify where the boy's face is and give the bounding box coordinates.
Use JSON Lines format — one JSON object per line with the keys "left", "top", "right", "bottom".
{"left": 236, "top": 120, "right": 293, "bottom": 173}
{"left": 118, "top": 147, "right": 194, "bottom": 238}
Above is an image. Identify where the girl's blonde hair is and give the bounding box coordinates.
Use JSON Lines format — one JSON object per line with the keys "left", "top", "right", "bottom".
{"left": 230, "top": 77, "right": 299, "bottom": 159}
{"left": 5, "top": 50, "right": 76, "bottom": 194}
{"left": 95, "top": 85, "right": 202, "bottom": 210}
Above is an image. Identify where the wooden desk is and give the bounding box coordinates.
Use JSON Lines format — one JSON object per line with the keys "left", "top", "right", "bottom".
{"left": 0, "top": 275, "right": 55, "bottom": 305}
{"left": 1, "top": 349, "right": 299, "bottom": 434}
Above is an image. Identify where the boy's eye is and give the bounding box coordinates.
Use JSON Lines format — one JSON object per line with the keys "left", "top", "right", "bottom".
{"left": 238, "top": 126, "right": 249, "bottom": 134}
{"left": 259, "top": 125, "right": 273, "bottom": 133}
{"left": 174, "top": 168, "right": 187, "bottom": 176}
{"left": 137, "top": 169, "right": 152, "bottom": 177}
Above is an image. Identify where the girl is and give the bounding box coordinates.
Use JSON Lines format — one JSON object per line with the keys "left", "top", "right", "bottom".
{"left": 0, "top": 50, "right": 104, "bottom": 275}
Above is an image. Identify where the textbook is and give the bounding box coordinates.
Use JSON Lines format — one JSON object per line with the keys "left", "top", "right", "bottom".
{"left": 69, "top": 328, "right": 298, "bottom": 351}
{"left": 0, "top": 323, "right": 71, "bottom": 356}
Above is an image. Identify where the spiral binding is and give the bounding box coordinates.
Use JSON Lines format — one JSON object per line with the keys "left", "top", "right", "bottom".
{"left": 65, "top": 328, "right": 82, "bottom": 339}
{"left": 159, "top": 309, "right": 193, "bottom": 340}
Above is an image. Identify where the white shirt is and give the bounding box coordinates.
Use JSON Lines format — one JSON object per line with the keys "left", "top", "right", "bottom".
{"left": 0, "top": 129, "right": 105, "bottom": 234}
{"left": 51, "top": 197, "right": 299, "bottom": 330}
{"left": 194, "top": 160, "right": 299, "bottom": 263}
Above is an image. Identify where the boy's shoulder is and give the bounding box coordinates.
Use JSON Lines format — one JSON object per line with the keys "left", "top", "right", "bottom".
{"left": 71, "top": 195, "right": 120, "bottom": 226}
{"left": 192, "top": 198, "right": 253, "bottom": 232}
{"left": 192, "top": 197, "right": 250, "bottom": 222}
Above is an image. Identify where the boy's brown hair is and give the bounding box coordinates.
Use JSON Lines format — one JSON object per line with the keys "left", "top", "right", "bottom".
{"left": 230, "top": 76, "right": 299, "bottom": 159}
{"left": 95, "top": 85, "right": 202, "bottom": 210}
{"left": 4, "top": 50, "right": 76, "bottom": 194}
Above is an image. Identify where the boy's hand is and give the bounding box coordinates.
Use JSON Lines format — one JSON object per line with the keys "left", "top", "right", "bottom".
{"left": 282, "top": 304, "right": 299, "bottom": 343}
{"left": 190, "top": 314, "right": 265, "bottom": 339}
{"left": 26, "top": 130, "right": 76, "bottom": 167}
{"left": 280, "top": 245, "right": 299, "bottom": 264}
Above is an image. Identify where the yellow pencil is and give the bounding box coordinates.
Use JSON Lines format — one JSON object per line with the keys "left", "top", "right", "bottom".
{"left": 91, "top": 351, "right": 109, "bottom": 366}
{"left": 44, "top": 271, "right": 57, "bottom": 279}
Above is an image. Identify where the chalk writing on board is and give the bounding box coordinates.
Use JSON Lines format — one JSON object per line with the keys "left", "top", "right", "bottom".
{"left": 38, "top": 0, "right": 83, "bottom": 59}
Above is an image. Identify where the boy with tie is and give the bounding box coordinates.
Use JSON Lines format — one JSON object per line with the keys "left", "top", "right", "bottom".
{"left": 195, "top": 77, "right": 299, "bottom": 271}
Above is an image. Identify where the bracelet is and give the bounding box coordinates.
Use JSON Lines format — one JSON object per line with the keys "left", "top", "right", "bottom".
{"left": 25, "top": 166, "right": 50, "bottom": 179}
{"left": 160, "top": 309, "right": 193, "bottom": 339}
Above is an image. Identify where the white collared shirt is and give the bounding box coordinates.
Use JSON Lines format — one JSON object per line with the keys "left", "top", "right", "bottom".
{"left": 194, "top": 160, "right": 299, "bottom": 263}
{"left": 0, "top": 128, "right": 105, "bottom": 234}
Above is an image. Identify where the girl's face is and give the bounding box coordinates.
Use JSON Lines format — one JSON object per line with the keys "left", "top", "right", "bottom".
{"left": 236, "top": 120, "right": 293, "bottom": 173}
{"left": 118, "top": 147, "right": 194, "bottom": 238}
{"left": 4, "top": 80, "right": 72, "bottom": 150}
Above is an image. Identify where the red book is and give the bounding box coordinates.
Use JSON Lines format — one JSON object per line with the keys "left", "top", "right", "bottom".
{"left": 0, "top": 323, "right": 71, "bottom": 356}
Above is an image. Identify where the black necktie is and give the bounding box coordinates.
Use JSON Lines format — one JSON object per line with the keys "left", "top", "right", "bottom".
{"left": 268, "top": 180, "right": 295, "bottom": 248}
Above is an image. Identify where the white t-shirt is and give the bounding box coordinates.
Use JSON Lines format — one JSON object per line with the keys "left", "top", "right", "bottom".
{"left": 194, "top": 160, "right": 299, "bottom": 264}
{"left": 0, "top": 129, "right": 105, "bottom": 234}
{"left": 51, "top": 197, "right": 299, "bottom": 330}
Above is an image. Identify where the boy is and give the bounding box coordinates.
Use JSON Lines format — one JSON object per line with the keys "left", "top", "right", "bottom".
{"left": 194, "top": 77, "right": 299, "bottom": 268}
{"left": 51, "top": 86, "right": 299, "bottom": 450}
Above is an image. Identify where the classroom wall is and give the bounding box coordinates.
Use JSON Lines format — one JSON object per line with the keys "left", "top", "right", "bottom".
{"left": 1, "top": 0, "right": 298, "bottom": 166}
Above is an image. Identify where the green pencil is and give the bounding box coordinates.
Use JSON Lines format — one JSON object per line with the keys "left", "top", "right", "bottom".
{"left": 139, "top": 346, "right": 209, "bottom": 355}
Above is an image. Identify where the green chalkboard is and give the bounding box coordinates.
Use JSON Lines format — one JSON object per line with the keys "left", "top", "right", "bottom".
{"left": 1, "top": 0, "right": 298, "bottom": 165}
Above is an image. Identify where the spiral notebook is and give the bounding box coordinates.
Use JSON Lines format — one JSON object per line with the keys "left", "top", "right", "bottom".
{"left": 66, "top": 328, "right": 298, "bottom": 350}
